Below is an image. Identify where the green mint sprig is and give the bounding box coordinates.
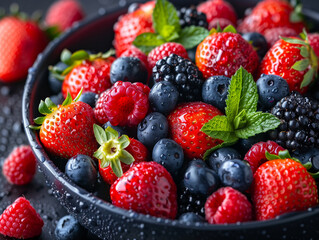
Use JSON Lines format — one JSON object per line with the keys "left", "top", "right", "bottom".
{"left": 133, "top": 0, "right": 209, "bottom": 53}
{"left": 201, "top": 67, "right": 281, "bottom": 160}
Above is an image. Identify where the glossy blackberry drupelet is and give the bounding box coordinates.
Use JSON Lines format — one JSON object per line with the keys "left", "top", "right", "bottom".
{"left": 152, "top": 54, "right": 204, "bottom": 102}
{"left": 48, "top": 61, "right": 68, "bottom": 94}
{"left": 256, "top": 74, "right": 290, "bottom": 110}
{"left": 241, "top": 32, "right": 268, "bottom": 60}
{"left": 55, "top": 215, "right": 86, "bottom": 240}
{"left": 178, "top": 159, "right": 219, "bottom": 216}
{"left": 149, "top": 81, "right": 179, "bottom": 115}
{"left": 177, "top": 7, "right": 208, "bottom": 29}
{"left": 178, "top": 212, "right": 205, "bottom": 223}
{"left": 65, "top": 154, "right": 97, "bottom": 192}
{"left": 270, "top": 92, "right": 319, "bottom": 151}
{"left": 78, "top": 91, "right": 98, "bottom": 108}
{"left": 152, "top": 138, "right": 184, "bottom": 177}
{"left": 137, "top": 112, "right": 169, "bottom": 148}
{"left": 202, "top": 75, "right": 231, "bottom": 112}
{"left": 110, "top": 57, "right": 148, "bottom": 84}
{"left": 102, "top": 121, "right": 127, "bottom": 136}
{"left": 218, "top": 159, "right": 253, "bottom": 192}
{"left": 207, "top": 147, "right": 241, "bottom": 172}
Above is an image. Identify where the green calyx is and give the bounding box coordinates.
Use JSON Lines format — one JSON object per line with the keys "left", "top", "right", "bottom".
{"left": 289, "top": 1, "right": 303, "bottom": 23}
{"left": 29, "top": 89, "right": 83, "bottom": 130}
{"left": 93, "top": 124, "right": 134, "bottom": 178}
{"left": 209, "top": 24, "right": 237, "bottom": 35}
{"left": 201, "top": 67, "right": 281, "bottom": 160}
{"left": 133, "top": 0, "right": 209, "bottom": 53}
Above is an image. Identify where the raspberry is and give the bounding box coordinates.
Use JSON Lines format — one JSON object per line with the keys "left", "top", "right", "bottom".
{"left": 94, "top": 81, "right": 149, "bottom": 127}
{"left": 2, "top": 145, "right": 37, "bottom": 185}
{"left": 148, "top": 43, "right": 189, "bottom": 70}
{"left": 177, "top": 7, "right": 208, "bottom": 29}
{"left": 263, "top": 27, "right": 297, "bottom": 48}
{"left": 244, "top": 141, "right": 285, "bottom": 173}
{"left": 308, "top": 33, "right": 319, "bottom": 66}
{"left": 0, "top": 197, "right": 44, "bottom": 238}
{"left": 205, "top": 187, "right": 252, "bottom": 224}
{"left": 208, "top": 17, "right": 233, "bottom": 30}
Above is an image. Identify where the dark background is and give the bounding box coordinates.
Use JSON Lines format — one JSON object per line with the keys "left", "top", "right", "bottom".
{"left": 0, "top": 0, "right": 319, "bottom": 240}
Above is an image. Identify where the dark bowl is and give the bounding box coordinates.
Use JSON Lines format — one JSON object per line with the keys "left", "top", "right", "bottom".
{"left": 23, "top": 1, "right": 319, "bottom": 239}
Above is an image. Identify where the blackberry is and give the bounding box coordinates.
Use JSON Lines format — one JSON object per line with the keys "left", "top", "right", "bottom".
{"left": 177, "top": 7, "right": 208, "bottom": 29}
{"left": 178, "top": 187, "right": 206, "bottom": 217}
{"left": 269, "top": 92, "right": 319, "bottom": 151}
{"left": 152, "top": 54, "right": 204, "bottom": 102}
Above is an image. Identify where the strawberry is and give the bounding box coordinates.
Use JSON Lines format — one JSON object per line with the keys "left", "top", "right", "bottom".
{"left": 2, "top": 145, "right": 37, "bottom": 185}
{"left": 45, "top": 0, "right": 85, "bottom": 32}
{"left": 168, "top": 102, "right": 223, "bottom": 159}
{"left": 110, "top": 161, "right": 177, "bottom": 219}
{"left": 195, "top": 31, "right": 259, "bottom": 79}
{"left": 238, "top": 0, "right": 305, "bottom": 35}
{"left": 59, "top": 49, "right": 115, "bottom": 99}
{"left": 244, "top": 141, "right": 285, "bottom": 174}
{"left": 0, "top": 16, "right": 48, "bottom": 83}
{"left": 251, "top": 151, "right": 318, "bottom": 220}
{"left": 30, "top": 91, "right": 98, "bottom": 159}
{"left": 205, "top": 187, "right": 252, "bottom": 224}
{"left": 0, "top": 197, "right": 44, "bottom": 239}
{"left": 197, "top": 0, "right": 237, "bottom": 27}
{"left": 259, "top": 36, "right": 318, "bottom": 94}
{"left": 263, "top": 27, "right": 298, "bottom": 48}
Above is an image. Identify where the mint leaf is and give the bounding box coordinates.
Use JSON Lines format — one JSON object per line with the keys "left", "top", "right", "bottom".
{"left": 133, "top": 32, "right": 166, "bottom": 54}
{"left": 225, "top": 67, "right": 242, "bottom": 122}
{"left": 177, "top": 26, "right": 209, "bottom": 49}
{"left": 238, "top": 67, "right": 258, "bottom": 114}
{"left": 234, "top": 109, "right": 247, "bottom": 130}
{"left": 235, "top": 112, "right": 280, "bottom": 139}
{"left": 203, "top": 141, "right": 238, "bottom": 160}
{"left": 152, "top": 0, "right": 180, "bottom": 40}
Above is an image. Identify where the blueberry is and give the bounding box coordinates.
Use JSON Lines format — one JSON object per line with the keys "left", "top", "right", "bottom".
{"left": 242, "top": 32, "right": 268, "bottom": 59}
{"left": 50, "top": 93, "right": 64, "bottom": 106}
{"left": 65, "top": 154, "right": 97, "bottom": 191}
{"left": 55, "top": 215, "right": 86, "bottom": 240}
{"left": 202, "top": 76, "right": 231, "bottom": 112}
{"left": 110, "top": 57, "right": 148, "bottom": 84}
{"left": 149, "top": 81, "right": 179, "bottom": 115}
{"left": 182, "top": 159, "right": 219, "bottom": 196}
{"left": 179, "top": 212, "right": 205, "bottom": 223}
{"left": 152, "top": 138, "right": 184, "bottom": 177}
{"left": 296, "top": 148, "right": 319, "bottom": 172}
{"left": 78, "top": 92, "right": 98, "bottom": 108}
{"left": 49, "top": 61, "right": 68, "bottom": 94}
{"left": 207, "top": 147, "right": 241, "bottom": 172}
{"left": 137, "top": 112, "right": 168, "bottom": 148}
{"left": 257, "top": 74, "right": 290, "bottom": 110}
{"left": 234, "top": 133, "right": 268, "bottom": 155}
{"left": 187, "top": 46, "right": 197, "bottom": 63}
{"left": 218, "top": 159, "right": 253, "bottom": 192}
{"left": 128, "top": 2, "right": 140, "bottom": 13}
{"left": 103, "top": 121, "right": 127, "bottom": 136}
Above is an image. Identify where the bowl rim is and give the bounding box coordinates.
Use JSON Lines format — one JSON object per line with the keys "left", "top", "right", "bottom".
{"left": 22, "top": 2, "right": 319, "bottom": 232}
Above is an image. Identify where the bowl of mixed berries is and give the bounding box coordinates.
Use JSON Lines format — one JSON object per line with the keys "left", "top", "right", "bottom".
{"left": 22, "top": 0, "right": 319, "bottom": 239}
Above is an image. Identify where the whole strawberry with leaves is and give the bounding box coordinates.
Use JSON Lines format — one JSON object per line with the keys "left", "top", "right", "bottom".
{"left": 251, "top": 150, "right": 318, "bottom": 220}
{"left": 259, "top": 33, "right": 318, "bottom": 94}
{"left": 30, "top": 90, "right": 98, "bottom": 159}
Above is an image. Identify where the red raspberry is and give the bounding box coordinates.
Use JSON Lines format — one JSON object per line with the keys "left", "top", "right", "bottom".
{"left": 308, "top": 33, "right": 319, "bottom": 66}
{"left": 147, "top": 43, "right": 189, "bottom": 69}
{"left": 45, "top": 0, "right": 85, "bottom": 32}
{"left": 205, "top": 187, "right": 252, "bottom": 224}
{"left": 263, "top": 27, "right": 297, "bottom": 48}
{"left": 120, "top": 45, "right": 149, "bottom": 71}
{"left": 244, "top": 141, "right": 285, "bottom": 174}
{"left": 99, "top": 138, "right": 148, "bottom": 185}
{"left": 0, "top": 197, "right": 44, "bottom": 239}
{"left": 208, "top": 18, "right": 233, "bottom": 30}
{"left": 94, "top": 81, "right": 149, "bottom": 127}
{"left": 2, "top": 145, "right": 37, "bottom": 185}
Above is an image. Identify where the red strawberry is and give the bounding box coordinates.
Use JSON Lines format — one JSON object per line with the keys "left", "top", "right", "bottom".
{"left": 0, "top": 17, "right": 48, "bottom": 83}
{"left": 168, "top": 102, "right": 222, "bottom": 159}
{"left": 205, "top": 187, "right": 252, "bottom": 224}
{"left": 0, "top": 197, "right": 44, "bottom": 239}
{"left": 2, "top": 145, "right": 36, "bottom": 185}
{"left": 110, "top": 161, "right": 177, "bottom": 219}
{"left": 195, "top": 32, "right": 259, "bottom": 79}
{"left": 147, "top": 42, "right": 189, "bottom": 70}
{"left": 208, "top": 18, "right": 233, "bottom": 30}
{"left": 30, "top": 92, "right": 98, "bottom": 159}
{"left": 308, "top": 33, "right": 319, "bottom": 67}
{"left": 238, "top": 0, "right": 305, "bottom": 35}
{"left": 99, "top": 138, "right": 148, "bottom": 185}
{"left": 244, "top": 141, "right": 285, "bottom": 174}
{"left": 252, "top": 157, "right": 318, "bottom": 220}
{"left": 197, "top": 0, "right": 237, "bottom": 27}
{"left": 263, "top": 27, "right": 298, "bottom": 48}
{"left": 94, "top": 81, "right": 149, "bottom": 127}
{"left": 61, "top": 51, "right": 115, "bottom": 99}
{"left": 259, "top": 37, "right": 318, "bottom": 94}
{"left": 45, "top": 0, "right": 85, "bottom": 32}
